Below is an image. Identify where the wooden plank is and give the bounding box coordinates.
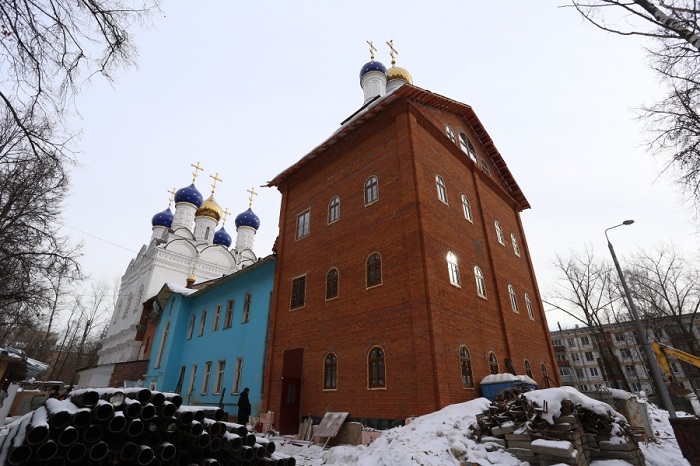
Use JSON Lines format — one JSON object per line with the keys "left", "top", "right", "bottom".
{"left": 315, "top": 412, "right": 349, "bottom": 438}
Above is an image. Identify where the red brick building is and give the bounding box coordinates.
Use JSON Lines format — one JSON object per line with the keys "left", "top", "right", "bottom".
{"left": 263, "top": 63, "right": 559, "bottom": 432}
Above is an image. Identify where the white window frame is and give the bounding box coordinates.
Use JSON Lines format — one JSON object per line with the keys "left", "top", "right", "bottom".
{"left": 223, "top": 299, "right": 234, "bottom": 329}
{"left": 525, "top": 294, "right": 535, "bottom": 320}
{"left": 365, "top": 176, "right": 379, "bottom": 205}
{"left": 447, "top": 252, "right": 460, "bottom": 287}
{"left": 511, "top": 233, "right": 520, "bottom": 256}
{"left": 154, "top": 321, "right": 169, "bottom": 369}
{"left": 242, "top": 292, "right": 252, "bottom": 323}
{"left": 474, "top": 266, "right": 486, "bottom": 298}
{"left": 296, "top": 210, "right": 310, "bottom": 239}
{"left": 508, "top": 285, "right": 518, "bottom": 313}
{"left": 445, "top": 125, "right": 456, "bottom": 143}
{"left": 212, "top": 304, "right": 222, "bottom": 331}
{"left": 436, "top": 175, "right": 448, "bottom": 204}
{"left": 198, "top": 310, "right": 207, "bottom": 337}
{"left": 201, "top": 361, "right": 212, "bottom": 394}
{"left": 186, "top": 314, "right": 196, "bottom": 339}
{"left": 461, "top": 195, "right": 473, "bottom": 222}
{"left": 495, "top": 221, "right": 505, "bottom": 245}
{"left": 328, "top": 196, "right": 340, "bottom": 224}
{"left": 188, "top": 365, "right": 198, "bottom": 395}
{"left": 214, "top": 360, "right": 226, "bottom": 394}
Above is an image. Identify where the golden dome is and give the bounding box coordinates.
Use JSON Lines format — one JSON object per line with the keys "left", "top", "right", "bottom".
{"left": 196, "top": 194, "right": 223, "bottom": 222}
{"left": 387, "top": 66, "right": 413, "bottom": 84}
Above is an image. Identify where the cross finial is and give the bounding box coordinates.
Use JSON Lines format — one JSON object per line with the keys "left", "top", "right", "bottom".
{"left": 246, "top": 187, "right": 258, "bottom": 208}
{"left": 366, "top": 40, "right": 377, "bottom": 60}
{"left": 209, "top": 172, "right": 223, "bottom": 195}
{"left": 190, "top": 162, "right": 204, "bottom": 184}
{"left": 386, "top": 40, "right": 397, "bottom": 66}
{"left": 167, "top": 188, "right": 176, "bottom": 208}
{"left": 222, "top": 208, "right": 231, "bottom": 225}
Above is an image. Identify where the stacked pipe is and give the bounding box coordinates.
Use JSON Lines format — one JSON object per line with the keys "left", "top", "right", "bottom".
{"left": 0, "top": 388, "right": 297, "bottom": 466}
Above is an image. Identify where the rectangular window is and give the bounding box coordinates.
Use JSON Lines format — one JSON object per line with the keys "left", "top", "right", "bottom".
{"left": 187, "top": 314, "right": 196, "bottom": 339}
{"left": 199, "top": 310, "right": 207, "bottom": 336}
{"left": 567, "top": 338, "right": 576, "bottom": 348}
{"left": 214, "top": 360, "right": 226, "bottom": 394}
{"left": 559, "top": 367, "right": 570, "bottom": 376}
{"left": 581, "top": 384, "right": 589, "bottom": 391}
{"left": 212, "top": 305, "right": 222, "bottom": 331}
{"left": 580, "top": 336, "right": 590, "bottom": 346}
{"left": 614, "top": 333, "right": 625, "bottom": 343}
{"left": 223, "top": 300, "right": 234, "bottom": 328}
{"left": 572, "top": 353, "right": 580, "bottom": 362}
{"left": 188, "top": 365, "right": 197, "bottom": 395}
{"left": 291, "top": 276, "right": 306, "bottom": 309}
{"left": 631, "top": 382, "right": 642, "bottom": 391}
{"left": 590, "top": 367, "right": 599, "bottom": 377}
{"left": 242, "top": 292, "right": 252, "bottom": 323}
{"left": 620, "top": 348, "right": 632, "bottom": 359}
{"left": 585, "top": 351, "right": 594, "bottom": 362}
{"left": 576, "top": 368, "right": 584, "bottom": 378}
{"left": 556, "top": 353, "right": 566, "bottom": 362}
{"left": 201, "top": 362, "right": 212, "bottom": 394}
{"left": 552, "top": 338, "right": 563, "bottom": 347}
{"left": 670, "top": 362, "right": 679, "bottom": 373}
{"left": 625, "top": 365, "right": 635, "bottom": 374}
{"left": 296, "top": 210, "right": 310, "bottom": 239}
{"left": 232, "top": 358, "right": 244, "bottom": 394}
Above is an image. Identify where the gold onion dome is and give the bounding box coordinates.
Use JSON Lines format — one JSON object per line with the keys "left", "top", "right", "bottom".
{"left": 196, "top": 194, "right": 223, "bottom": 222}
{"left": 387, "top": 65, "right": 412, "bottom": 84}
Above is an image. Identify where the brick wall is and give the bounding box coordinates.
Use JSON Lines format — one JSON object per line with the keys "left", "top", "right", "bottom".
{"left": 109, "top": 360, "right": 149, "bottom": 388}
{"left": 264, "top": 95, "right": 558, "bottom": 427}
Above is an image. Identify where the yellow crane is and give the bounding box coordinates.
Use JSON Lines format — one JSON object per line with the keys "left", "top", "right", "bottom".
{"left": 650, "top": 341, "right": 700, "bottom": 416}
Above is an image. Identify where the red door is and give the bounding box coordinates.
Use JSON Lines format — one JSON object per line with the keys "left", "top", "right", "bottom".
{"left": 279, "top": 348, "right": 303, "bottom": 435}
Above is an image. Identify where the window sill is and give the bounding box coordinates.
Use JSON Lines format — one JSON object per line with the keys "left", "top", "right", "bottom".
{"left": 367, "top": 387, "right": 387, "bottom": 391}
{"left": 322, "top": 388, "right": 337, "bottom": 392}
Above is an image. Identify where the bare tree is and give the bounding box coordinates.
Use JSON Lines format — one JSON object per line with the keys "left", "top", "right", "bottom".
{"left": 548, "top": 246, "right": 631, "bottom": 390}
{"left": 624, "top": 244, "right": 700, "bottom": 353}
{"left": 570, "top": 1, "right": 700, "bottom": 202}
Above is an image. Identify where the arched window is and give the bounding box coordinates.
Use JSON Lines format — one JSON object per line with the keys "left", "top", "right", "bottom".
{"left": 459, "top": 345, "right": 473, "bottom": 388}
{"left": 508, "top": 285, "right": 519, "bottom": 313}
{"left": 436, "top": 175, "right": 448, "bottom": 204}
{"left": 155, "top": 322, "right": 170, "bottom": 369}
{"left": 365, "top": 176, "right": 378, "bottom": 205}
{"left": 445, "top": 125, "right": 456, "bottom": 143}
{"left": 461, "top": 195, "right": 473, "bottom": 222}
{"left": 368, "top": 346, "right": 385, "bottom": 388}
{"left": 324, "top": 353, "right": 337, "bottom": 390}
{"left": 495, "top": 221, "right": 505, "bottom": 245}
{"left": 205, "top": 227, "right": 210, "bottom": 240}
{"left": 447, "top": 252, "right": 460, "bottom": 287}
{"left": 524, "top": 360, "right": 533, "bottom": 379}
{"left": 474, "top": 266, "right": 486, "bottom": 298}
{"left": 328, "top": 196, "right": 340, "bottom": 224}
{"left": 488, "top": 352, "right": 499, "bottom": 374}
{"left": 525, "top": 294, "right": 535, "bottom": 320}
{"left": 481, "top": 159, "right": 491, "bottom": 176}
{"left": 366, "top": 253, "right": 382, "bottom": 288}
{"left": 326, "top": 268, "right": 339, "bottom": 300}
{"left": 541, "top": 362, "right": 551, "bottom": 388}
{"left": 511, "top": 233, "right": 520, "bottom": 256}
{"left": 458, "top": 132, "right": 469, "bottom": 154}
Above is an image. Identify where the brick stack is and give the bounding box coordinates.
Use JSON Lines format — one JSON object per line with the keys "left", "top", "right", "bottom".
{"left": 470, "top": 393, "right": 645, "bottom": 466}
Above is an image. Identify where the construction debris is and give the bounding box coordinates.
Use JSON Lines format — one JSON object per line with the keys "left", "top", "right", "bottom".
{"left": 468, "top": 386, "right": 645, "bottom": 466}
{"left": 0, "top": 388, "right": 297, "bottom": 466}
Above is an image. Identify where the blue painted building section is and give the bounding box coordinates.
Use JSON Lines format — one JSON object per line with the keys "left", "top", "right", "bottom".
{"left": 145, "top": 255, "right": 275, "bottom": 417}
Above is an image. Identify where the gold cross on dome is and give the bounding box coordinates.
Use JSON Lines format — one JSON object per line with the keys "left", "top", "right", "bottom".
{"left": 191, "top": 161, "right": 204, "bottom": 183}
{"left": 367, "top": 40, "right": 377, "bottom": 60}
{"left": 246, "top": 187, "right": 258, "bottom": 207}
{"left": 386, "top": 40, "right": 398, "bottom": 66}
{"left": 222, "top": 208, "right": 231, "bottom": 224}
{"left": 210, "top": 172, "right": 223, "bottom": 194}
{"left": 167, "top": 188, "right": 176, "bottom": 208}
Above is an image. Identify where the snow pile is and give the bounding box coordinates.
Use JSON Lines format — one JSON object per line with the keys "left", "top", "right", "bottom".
{"left": 524, "top": 386, "right": 625, "bottom": 424}
{"left": 638, "top": 402, "right": 692, "bottom": 466}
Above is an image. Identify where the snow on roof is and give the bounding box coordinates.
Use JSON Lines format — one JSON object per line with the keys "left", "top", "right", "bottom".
{"left": 524, "top": 386, "right": 625, "bottom": 425}
{"left": 480, "top": 373, "right": 537, "bottom": 385}
{"left": 165, "top": 283, "right": 197, "bottom": 296}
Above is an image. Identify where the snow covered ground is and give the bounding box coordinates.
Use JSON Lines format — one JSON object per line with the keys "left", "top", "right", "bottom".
{"left": 275, "top": 388, "right": 693, "bottom": 466}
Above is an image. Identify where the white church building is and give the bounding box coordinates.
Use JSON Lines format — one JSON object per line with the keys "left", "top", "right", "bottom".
{"left": 78, "top": 164, "right": 261, "bottom": 387}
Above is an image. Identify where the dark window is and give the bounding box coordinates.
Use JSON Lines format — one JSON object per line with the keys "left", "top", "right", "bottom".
{"left": 541, "top": 363, "right": 551, "bottom": 388}
{"left": 198, "top": 310, "right": 207, "bottom": 336}
{"left": 524, "top": 360, "right": 533, "bottom": 379}
{"left": 436, "top": 175, "right": 448, "bottom": 204}
{"left": 326, "top": 268, "right": 338, "bottom": 300}
{"left": 242, "top": 292, "right": 252, "bottom": 323}
{"left": 291, "top": 276, "right": 306, "bottom": 309}
{"left": 328, "top": 196, "right": 340, "bottom": 224}
{"left": 366, "top": 253, "right": 382, "bottom": 287}
{"left": 459, "top": 345, "right": 473, "bottom": 388}
{"left": 324, "top": 353, "right": 337, "bottom": 390}
{"left": 365, "top": 176, "right": 378, "bottom": 205}
{"left": 368, "top": 347, "right": 385, "bottom": 388}
{"left": 488, "top": 352, "right": 498, "bottom": 374}
{"left": 212, "top": 304, "right": 222, "bottom": 331}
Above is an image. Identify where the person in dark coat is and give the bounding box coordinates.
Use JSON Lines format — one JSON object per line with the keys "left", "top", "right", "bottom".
{"left": 237, "top": 387, "right": 251, "bottom": 427}
{"left": 48, "top": 385, "right": 60, "bottom": 399}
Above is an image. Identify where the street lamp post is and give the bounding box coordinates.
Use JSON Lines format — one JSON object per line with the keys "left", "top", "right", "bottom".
{"left": 605, "top": 220, "right": 676, "bottom": 418}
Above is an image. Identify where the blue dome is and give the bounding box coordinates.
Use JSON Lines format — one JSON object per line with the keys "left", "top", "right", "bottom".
{"left": 359, "top": 60, "right": 387, "bottom": 80}
{"left": 174, "top": 184, "right": 204, "bottom": 208}
{"left": 235, "top": 208, "right": 260, "bottom": 230}
{"left": 213, "top": 226, "right": 233, "bottom": 248}
{"left": 151, "top": 208, "right": 174, "bottom": 228}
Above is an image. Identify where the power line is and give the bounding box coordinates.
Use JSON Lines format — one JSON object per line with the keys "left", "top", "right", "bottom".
{"left": 60, "top": 223, "right": 138, "bottom": 254}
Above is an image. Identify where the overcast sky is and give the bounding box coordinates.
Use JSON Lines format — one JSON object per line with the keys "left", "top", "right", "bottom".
{"left": 63, "top": 1, "right": 700, "bottom": 330}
